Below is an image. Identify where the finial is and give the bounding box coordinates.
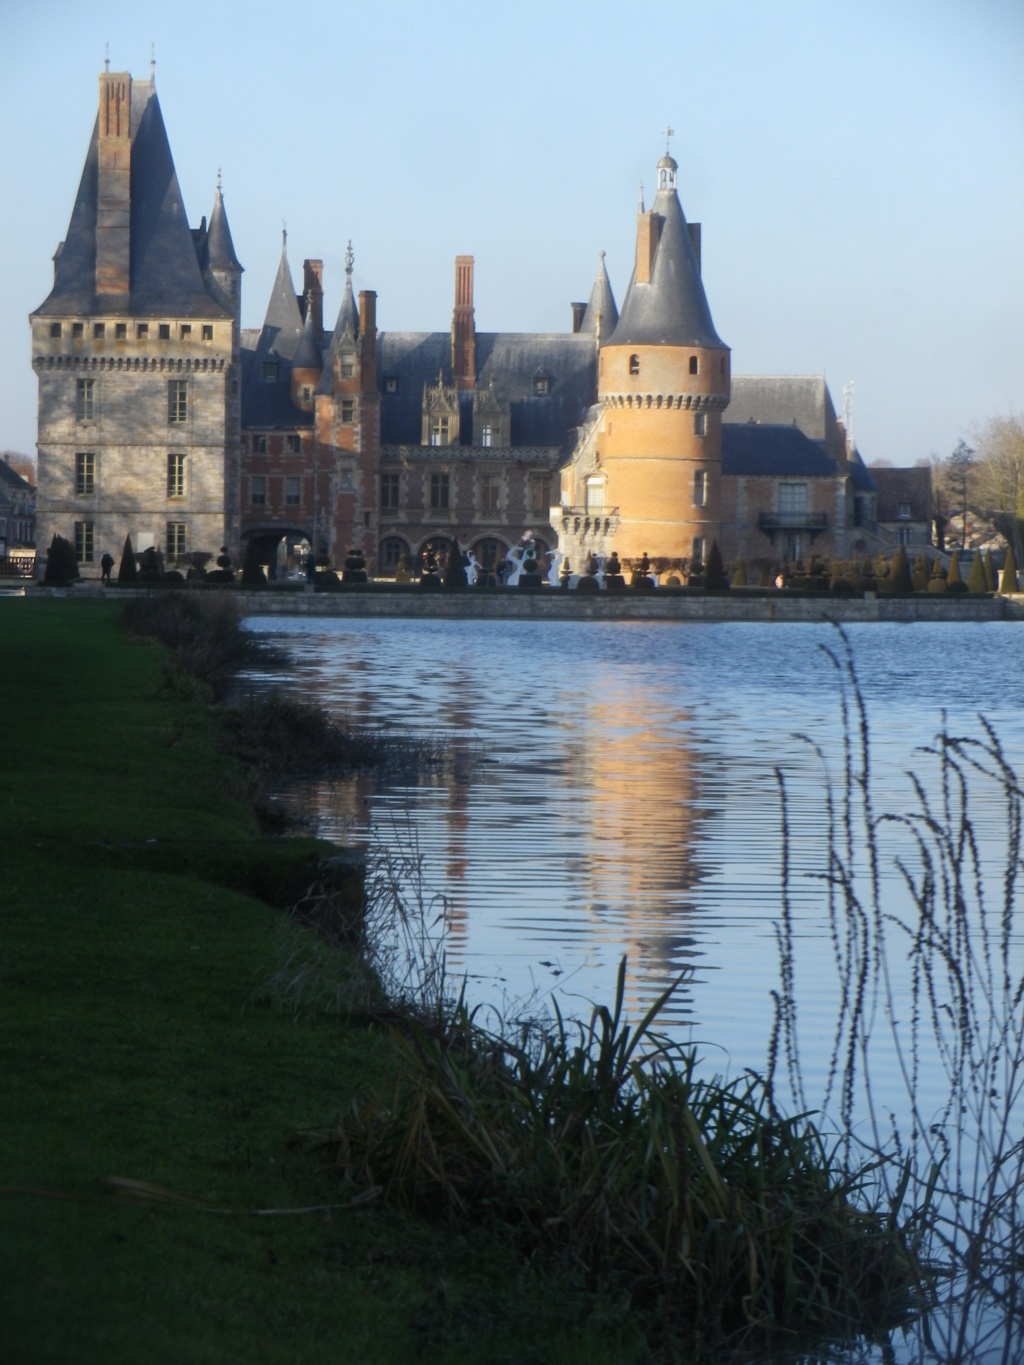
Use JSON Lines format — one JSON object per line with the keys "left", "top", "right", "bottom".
{"left": 665, "top": 125, "right": 674, "bottom": 154}
{"left": 216, "top": 166, "right": 222, "bottom": 194}
{"left": 345, "top": 240, "right": 354, "bottom": 275}
{"left": 150, "top": 43, "right": 156, "bottom": 82}
{"left": 599, "top": 249, "right": 606, "bottom": 263}
{"left": 104, "top": 42, "right": 110, "bottom": 72}
{"left": 282, "top": 222, "right": 287, "bottom": 250}
{"left": 637, "top": 183, "right": 645, "bottom": 215}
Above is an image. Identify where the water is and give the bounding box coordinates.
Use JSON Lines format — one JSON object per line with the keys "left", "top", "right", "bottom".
{"left": 243, "top": 615, "right": 1024, "bottom": 1362}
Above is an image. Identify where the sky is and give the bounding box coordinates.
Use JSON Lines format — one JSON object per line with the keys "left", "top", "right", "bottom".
{"left": 1, "top": 0, "right": 1021, "bottom": 466}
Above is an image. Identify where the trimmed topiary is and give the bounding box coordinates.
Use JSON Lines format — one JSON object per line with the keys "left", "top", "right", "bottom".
{"left": 43, "top": 533, "right": 80, "bottom": 585}
{"left": 704, "top": 540, "right": 728, "bottom": 590}
{"left": 983, "top": 550, "right": 996, "bottom": 592}
{"left": 889, "top": 545, "right": 912, "bottom": 594}
{"left": 241, "top": 538, "right": 267, "bottom": 587}
{"left": 731, "top": 554, "right": 748, "bottom": 588}
{"left": 998, "top": 542, "right": 1019, "bottom": 593}
{"left": 966, "top": 551, "right": 988, "bottom": 595}
{"left": 117, "top": 534, "right": 138, "bottom": 586}
{"left": 443, "top": 539, "right": 468, "bottom": 590}
{"left": 946, "top": 550, "right": 967, "bottom": 594}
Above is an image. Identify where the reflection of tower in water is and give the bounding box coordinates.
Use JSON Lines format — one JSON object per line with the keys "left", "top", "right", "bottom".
{"left": 572, "top": 684, "right": 706, "bottom": 1020}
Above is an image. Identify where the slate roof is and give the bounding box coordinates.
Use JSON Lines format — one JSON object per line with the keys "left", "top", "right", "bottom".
{"left": 33, "top": 79, "right": 227, "bottom": 319}
{"left": 579, "top": 252, "right": 618, "bottom": 339}
{"left": 722, "top": 423, "right": 840, "bottom": 478}
{"left": 846, "top": 453, "right": 879, "bottom": 492}
{"left": 376, "top": 332, "right": 598, "bottom": 450}
{"left": 872, "top": 465, "right": 931, "bottom": 520}
{"left": 240, "top": 243, "right": 315, "bottom": 429}
{"left": 608, "top": 160, "right": 725, "bottom": 349}
{"left": 726, "top": 375, "right": 837, "bottom": 442}
{"left": 204, "top": 184, "right": 243, "bottom": 273}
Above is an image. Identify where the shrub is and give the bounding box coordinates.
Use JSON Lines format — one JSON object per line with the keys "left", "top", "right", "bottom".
{"left": 116, "top": 534, "right": 138, "bottom": 585}
{"left": 966, "top": 551, "right": 988, "bottom": 594}
{"left": 946, "top": 549, "right": 968, "bottom": 594}
{"left": 43, "top": 533, "right": 79, "bottom": 585}
{"left": 998, "top": 541, "right": 1019, "bottom": 592}
{"left": 888, "top": 545, "right": 913, "bottom": 593}
{"left": 730, "top": 553, "right": 748, "bottom": 587}
{"left": 704, "top": 539, "right": 728, "bottom": 590}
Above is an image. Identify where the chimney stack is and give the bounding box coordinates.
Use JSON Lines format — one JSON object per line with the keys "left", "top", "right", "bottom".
{"left": 635, "top": 211, "right": 663, "bottom": 286}
{"left": 303, "top": 258, "right": 324, "bottom": 340}
{"left": 96, "top": 71, "right": 132, "bottom": 296}
{"left": 452, "top": 254, "right": 476, "bottom": 390}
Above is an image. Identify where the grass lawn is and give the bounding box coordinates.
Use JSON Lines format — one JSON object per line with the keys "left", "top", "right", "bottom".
{"left": 0, "top": 597, "right": 648, "bottom": 1365}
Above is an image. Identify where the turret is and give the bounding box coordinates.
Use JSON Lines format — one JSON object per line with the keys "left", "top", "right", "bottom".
{"left": 203, "top": 172, "right": 243, "bottom": 326}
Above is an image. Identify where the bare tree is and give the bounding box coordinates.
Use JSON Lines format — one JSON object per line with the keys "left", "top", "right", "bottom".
{"left": 946, "top": 439, "right": 976, "bottom": 550}
{"left": 972, "top": 414, "right": 1024, "bottom": 564}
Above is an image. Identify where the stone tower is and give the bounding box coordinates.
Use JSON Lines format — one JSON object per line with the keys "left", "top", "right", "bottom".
{"left": 559, "top": 151, "right": 730, "bottom": 571}
{"left": 30, "top": 68, "right": 241, "bottom": 573}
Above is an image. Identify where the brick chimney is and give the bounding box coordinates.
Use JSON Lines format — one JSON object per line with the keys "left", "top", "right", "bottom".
{"left": 303, "top": 259, "right": 324, "bottom": 341}
{"left": 571, "top": 302, "right": 587, "bottom": 333}
{"left": 358, "top": 290, "right": 377, "bottom": 388}
{"left": 452, "top": 255, "right": 476, "bottom": 390}
{"left": 635, "top": 210, "right": 663, "bottom": 286}
{"left": 96, "top": 71, "right": 132, "bottom": 296}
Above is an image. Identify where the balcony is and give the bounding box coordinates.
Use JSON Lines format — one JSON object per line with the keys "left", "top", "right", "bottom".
{"left": 757, "top": 510, "right": 828, "bottom": 542}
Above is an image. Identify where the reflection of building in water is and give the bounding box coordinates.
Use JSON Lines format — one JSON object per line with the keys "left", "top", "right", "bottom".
{"left": 572, "top": 685, "right": 706, "bottom": 1016}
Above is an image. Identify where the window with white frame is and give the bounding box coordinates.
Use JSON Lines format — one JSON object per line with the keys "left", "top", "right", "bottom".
{"left": 74, "top": 521, "right": 94, "bottom": 563}
{"left": 778, "top": 482, "right": 808, "bottom": 517}
{"left": 75, "top": 378, "right": 95, "bottom": 422}
{"left": 429, "top": 415, "right": 450, "bottom": 446}
{"left": 285, "top": 477, "right": 301, "bottom": 507}
{"left": 251, "top": 476, "right": 266, "bottom": 507}
{"left": 166, "top": 522, "right": 187, "bottom": 559}
{"left": 167, "top": 453, "right": 185, "bottom": 499}
{"left": 75, "top": 452, "right": 95, "bottom": 495}
{"left": 693, "top": 469, "right": 707, "bottom": 507}
{"left": 584, "top": 476, "right": 605, "bottom": 513}
{"left": 167, "top": 380, "right": 188, "bottom": 424}
{"left": 430, "top": 472, "right": 450, "bottom": 510}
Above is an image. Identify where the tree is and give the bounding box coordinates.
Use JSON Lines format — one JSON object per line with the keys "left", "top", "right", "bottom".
{"left": 946, "top": 439, "right": 976, "bottom": 550}
{"left": 971, "top": 414, "right": 1024, "bottom": 566}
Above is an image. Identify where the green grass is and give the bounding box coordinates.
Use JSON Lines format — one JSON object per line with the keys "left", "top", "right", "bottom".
{"left": 0, "top": 598, "right": 649, "bottom": 1365}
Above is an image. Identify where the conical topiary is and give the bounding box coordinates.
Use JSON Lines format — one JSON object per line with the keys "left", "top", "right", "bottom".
{"left": 983, "top": 550, "right": 996, "bottom": 592}
{"left": 966, "top": 550, "right": 988, "bottom": 595}
{"left": 117, "top": 534, "right": 137, "bottom": 585}
{"left": 241, "top": 537, "right": 267, "bottom": 586}
{"left": 443, "top": 538, "right": 468, "bottom": 589}
{"left": 888, "top": 545, "right": 913, "bottom": 594}
{"left": 998, "top": 541, "right": 1019, "bottom": 593}
{"left": 927, "top": 558, "right": 948, "bottom": 593}
{"left": 910, "top": 554, "right": 928, "bottom": 593}
{"left": 704, "top": 540, "right": 729, "bottom": 590}
{"left": 946, "top": 550, "right": 967, "bottom": 594}
{"left": 731, "top": 554, "right": 748, "bottom": 587}
{"left": 43, "top": 533, "right": 80, "bottom": 585}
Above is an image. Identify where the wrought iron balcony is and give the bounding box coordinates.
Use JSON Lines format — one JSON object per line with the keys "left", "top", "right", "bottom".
{"left": 758, "top": 510, "right": 828, "bottom": 533}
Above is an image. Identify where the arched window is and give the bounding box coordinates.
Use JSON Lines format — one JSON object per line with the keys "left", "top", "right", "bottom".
{"left": 628, "top": 354, "right": 640, "bottom": 376}
{"left": 689, "top": 355, "right": 698, "bottom": 375}
{"left": 379, "top": 536, "right": 410, "bottom": 572}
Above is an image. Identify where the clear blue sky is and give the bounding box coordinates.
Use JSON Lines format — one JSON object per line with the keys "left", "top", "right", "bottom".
{"left": 1, "top": 0, "right": 1021, "bottom": 465}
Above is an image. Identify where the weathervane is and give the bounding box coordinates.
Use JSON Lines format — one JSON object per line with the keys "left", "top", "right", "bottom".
{"left": 345, "top": 240, "right": 354, "bottom": 275}
{"left": 665, "top": 126, "right": 674, "bottom": 153}
{"left": 104, "top": 42, "right": 109, "bottom": 73}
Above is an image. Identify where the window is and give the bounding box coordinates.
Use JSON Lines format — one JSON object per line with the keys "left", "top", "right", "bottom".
{"left": 75, "top": 452, "right": 95, "bottom": 495}
{"left": 262, "top": 361, "right": 278, "bottom": 382}
{"left": 898, "top": 526, "right": 911, "bottom": 546}
{"left": 340, "top": 353, "right": 355, "bottom": 378}
{"left": 202, "top": 324, "right": 213, "bottom": 341}
{"left": 693, "top": 412, "right": 706, "bottom": 437}
{"left": 93, "top": 323, "right": 105, "bottom": 339}
{"left": 166, "top": 522, "right": 187, "bottom": 559}
{"left": 778, "top": 482, "right": 808, "bottom": 517}
{"left": 692, "top": 536, "right": 705, "bottom": 565}
{"left": 286, "top": 434, "right": 301, "bottom": 454}
{"left": 251, "top": 476, "right": 266, "bottom": 507}
{"left": 530, "top": 474, "right": 552, "bottom": 516}
{"left": 480, "top": 423, "right": 496, "bottom": 448}
{"left": 380, "top": 536, "right": 408, "bottom": 571}
{"left": 479, "top": 473, "right": 500, "bottom": 514}
{"left": 429, "top": 415, "right": 450, "bottom": 446}
{"left": 430, "top": 472, "right": 450, "bottom": 510}
{"left": 384, "top": 376, "right": 399, "bottom": 395}
{"left": 180, "top": 324, "right": 192, "bottom": 339}
{"left": 159, "top": 323, "right": 171, "bottom": 340}
{"left": 341, "top": 399, "right": 355, "bottom": 425}
{"left": 50, "top": 323, "right": 62, "bottom": 339}
{"left": 898, "top": 501, "right": 911, "bottom": 519}
{"left": 137, "top": 323, "right": 149, "bottom": 340}
{"left": 693, "top": 470, "right": 707, "bottom": 507}
{"left": 533, "top": 376, "right": 549, "bottom": 395}
{"left": 285, "top": 476, "right": 301, "bottom": 507}
{"left": 251, "top": 434, "right": 267, "bottom": 454}
{"left": 380, "top": 473, "right": 400, "bottom": 511}
{"left": 301, "top": 386, "right": 311, "bottom": 400}
{"left": 689, "top": 355, "right": 698, "bottom": 375}
{"left": 168, "top": 379, "right": 188, "bottom": 423}
{"left": 75, "top": 378, "right": 95, "bottom": 422}
{"left": 628, "top": 355, "right": 640, "bottom": 375}
{"left": 74, "top": 521, "right": 94, "bottom": 563}
{"left": 167, "top": 453, "right": 186, "bottom": 499}
{"left": 115, "top": 322, "right": 127, "bottom": 339}
{"left": 584, "top": 476, "right": 605, "bottom": 513}
{"left": 340, "top": 467, "right": 354, "bottom": 490}
{"left": 72, "top": 322, "right": 84, "bottom": 338}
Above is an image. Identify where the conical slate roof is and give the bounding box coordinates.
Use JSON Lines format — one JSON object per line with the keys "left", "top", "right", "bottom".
{"left": 205, "top": 182, "right": 242, "bottom": 273}
{"left": 257, "top": 239, "right": 303, "bottom": 360}
{"left": 579, "top": 251, "right": 618, "bottom": 340}
{"left": 33, "top": 80, "right": 227, "bottom": 318}
{"left": 608, "top": 158, "right": 725, "bottom": 350}
{"left": 292, "top": 295, "right": 323, "bottom": 371}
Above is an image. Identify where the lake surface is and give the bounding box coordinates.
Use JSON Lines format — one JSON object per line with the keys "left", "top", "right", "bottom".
{"left": 244, "top": 616, "right": 1024, "bottom": 1361}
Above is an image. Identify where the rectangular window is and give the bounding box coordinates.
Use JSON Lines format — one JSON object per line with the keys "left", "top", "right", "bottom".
{"left": 168, "top": 379, "right": 188, "bottom": 424}
{"left": 286, "top": 434, "right": 301, "bottom": 454}
{"left": 480, "top": 423, "right": 495, "bottom": 448}
{"left": 166, "top": 521, "right": 187, "bottom": 559}
{"left": 285, "top": 476, "right": 301, "bottom": 507}
{"left": 530, "top": 475, "right": 552, "bottom": 516}
{"left": 251, "top": 434, "right": 267, "bottom": 454}
{"left": 429, "top": 415, "right": 450, "bottom": 446}
{"left": 72, "top": 322, "right": 84, "bottom": 339}
{"left": 262, "top": 361, "right": 278, "bottom": 381}
{"left": 93, "top": 323, "right": 105, "bottom": 339}
{"left": 898, "top": 526, "right": 911, "bottom": 546}
{"left": 167, "top": 453, "right": 186, "bottom": 499}
{"left": 384, "top": 376, "right": 399, "bottom": 394}
{"left": 692, "top": 536, "right": 705, "bottom": 565}
{"left": 75, "top": 378, "right": 95, "bottom": 422}
{"left": 75, "top": 452, "right": 95, "bottom": 495}
{"left": 693, "top": 412, "right": 706, "bottom": 437}
{"left": 479, "top": 473, "right": 500, "bottom": 514}
{"left": 301, "top": 386, "right": 311, "bottom": 400}
{"left": 251, "top": 476, "right": 266, "bottom": 507}
{"left": 341, "top": 399, "right": 355, "bottom": 424}
{"left": 159, "top": 323, "right": 171, "bottom": 340}
{"left": 430, "top": 472, "right": 450, "bottom": 510}
{"left": 778, "top": 482, "right": 808, "bottom": 517}
{"left": 137, "top": 323, "right": 149, "bottom": 340}
{"left": 180, "top": 324, "right": 192, "bottom": 339}
{"left": 340, "top": 468, "right": 354, "bottom": 490}
{"left": 340, "top": 354, "right": 355, "bottom": 378}
{"left": 898, "top": 501, "right": 911, "bottom": 519}
{"left": 534, "top": 377, "right": 549, "bottom": 395}
{"left": 49, "top": 322, "right": 62, "bottom": 339}
{"left": 584, "top": 477, "right": 605, "bottom": 513}
{"left": 693, "top": 470, "right": 707, "bottom": 507}
{"left": 74, "top": 520, "right": 94, "bottom": 563}
{"left": 380, "top": 473, "right": 400, "bottom": 511}
{"left": 115, "top": 322, "right": 127, "bottom": 339}
{"left": 202, "top": 324, "right": 213, "bottom": 341}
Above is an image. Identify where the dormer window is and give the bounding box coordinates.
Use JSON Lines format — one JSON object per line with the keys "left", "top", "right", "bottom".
{"left": 481, "top": 423, "right": 495, "bottom": 448}
{"left": 628, "top": 355, "right": 640, "bottom": 376}
{"left": 533, "top": 377, "right": 549, "bottom": 395}
{"left": 430, "top": 416, "right": 450, "bottom": 446}
{"left": 384, "top": 376, "right": 399, "bottom": 394}
{"left": 340, "top": 353, "right": 355, "bottom": 378}
{"left": 898, "top": 501, "right": 911, "bottom": 519}
{"left": 262, "top": 362, "right": 278, "bottom": 382}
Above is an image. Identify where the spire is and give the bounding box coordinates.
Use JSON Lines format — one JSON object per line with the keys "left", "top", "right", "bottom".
{"left": 293, "top": 291, "right": 323, "bottom": 372}
{"left": 258, "top": 235, "right": 303, "bottom": 355}
{"left": 608, "top": 152, "right": 725, "bottom": 350}
{"left": 205, "top": 176, "right": 242, "bottom": 273}
{"left": 332, "top": 239, "right": 359, "bottom": 339}
{"left": 579, "top": 250, "right": 618, "bottom": 342}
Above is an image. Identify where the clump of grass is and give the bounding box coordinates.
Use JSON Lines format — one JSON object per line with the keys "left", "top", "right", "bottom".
{"left": 305, "top": 957, "right": 912, "bottom": 1359}
{"left": 772, "top": 625, "right": 1024, "bottom": 1364}
{"left": 121, "top": 592, "right": 280, "bottom": 698}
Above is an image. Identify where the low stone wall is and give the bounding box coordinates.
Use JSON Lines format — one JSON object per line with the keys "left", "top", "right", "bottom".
{"left": 32, "top": 582, "right": 1018, "bottom": 623}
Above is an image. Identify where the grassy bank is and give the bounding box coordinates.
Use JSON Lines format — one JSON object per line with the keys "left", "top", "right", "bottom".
{"left": 0, "top": 598, "right": 647, "bottom": 1364}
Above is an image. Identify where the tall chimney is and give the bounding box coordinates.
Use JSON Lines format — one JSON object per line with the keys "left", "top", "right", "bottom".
{"left": 96, "top": 72, "right": 132, "bottom": 296}
{"left": 571, "top": 302, "right": 587, "bottom": 333}
{"left": 452, "top": 254, "right": 476, "bottom": 390}
{"left": 358, "top": 290, "right": 377, "bottom": 388}
{"left": 303, "top": 259, "right": 324, "bottom": 341}
{"left": 635, "top": 211, "right": 663, "bottom": 286}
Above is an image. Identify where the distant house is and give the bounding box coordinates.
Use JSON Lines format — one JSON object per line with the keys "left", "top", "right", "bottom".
{"left": 0, "top": 458, "right": 36, "bottom": 572}
{"left": 871, "top": 466, "right": 933, "bottom": 550}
